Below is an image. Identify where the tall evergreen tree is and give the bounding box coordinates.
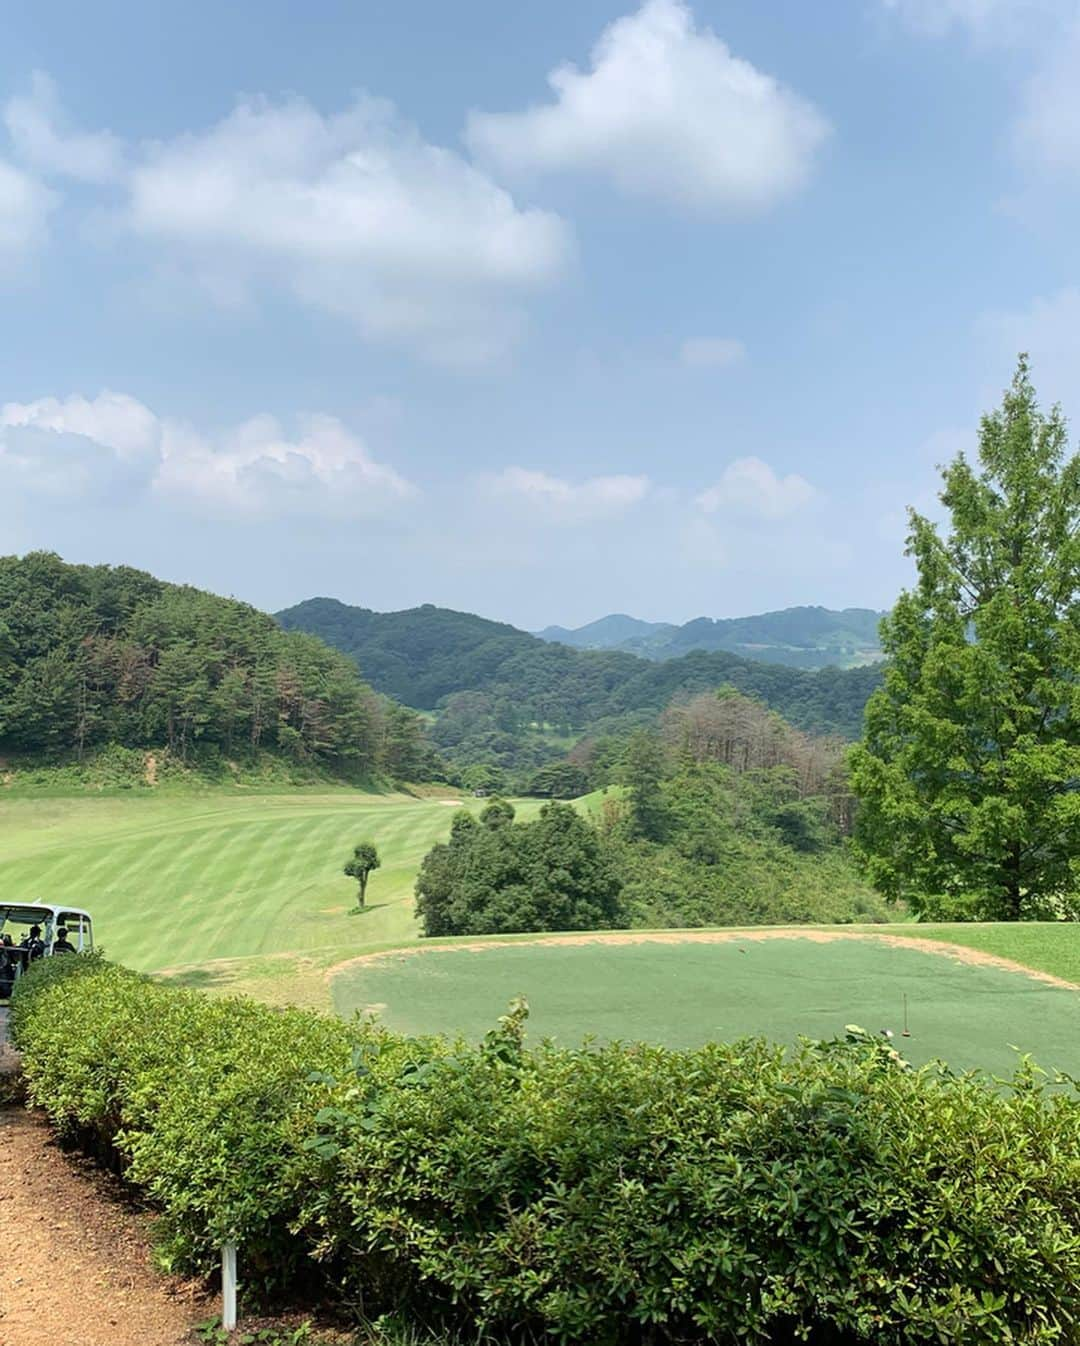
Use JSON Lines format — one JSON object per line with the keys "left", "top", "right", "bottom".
{"left": 622, "top": 730, "right": 668, "bottom": 840}
{"left": 850, "top": 359, "right": 1080, "bottom": 918}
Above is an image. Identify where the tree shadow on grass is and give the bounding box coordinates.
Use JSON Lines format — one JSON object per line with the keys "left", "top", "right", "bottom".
{"left": 159, "top": 967, "right": 239, "bottom": 991}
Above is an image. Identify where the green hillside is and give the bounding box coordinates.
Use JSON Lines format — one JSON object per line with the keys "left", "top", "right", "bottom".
{"left": 0, "top": 552, "right": 429, "bottom": 781}
{"left": 276, "top": 596, "right": 883, "bottom": 744}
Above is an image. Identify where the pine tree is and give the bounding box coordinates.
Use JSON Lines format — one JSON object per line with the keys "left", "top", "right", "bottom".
{"left": 851, "top": 358, "right": 1080, "bottom": 918}
{"left": 622, "top": 730, "right": 668, "bottom": 840}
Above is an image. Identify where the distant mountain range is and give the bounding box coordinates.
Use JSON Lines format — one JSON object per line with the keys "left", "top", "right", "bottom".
{"left": 535, "top": 606, "right": 885, "bottom": 670}
{"left": 276, "top": 597, "right": 884, "bottom": 744}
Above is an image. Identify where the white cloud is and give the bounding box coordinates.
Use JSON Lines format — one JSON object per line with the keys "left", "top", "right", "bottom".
{"left": 879, "top": 0, "right": 1037, "bottom": 38}
{"left": 696, "top": 456, "right": 818, "bottom": 520}
{"left": 157, "top": 411, "right": 415, "bottom": 517}
{"left": 1012, "top": 18, "right": 1080, "bottom": 172}
{"left": 0, "top": 392, "right": 160, "bottom": 502}
{"left": 0, "top": 390, "right": 414, "bottom": 519}
{"left": 0, "top": 74, "right": 573, "bottom": 363}
{"left": 680, "top": 336, "right": 746, "bottom": 368}
{"left": 488, "top": 466, "right": 650, "bottom": 522}
{"left": 4, "top": 72, "right": 125, "bottom": 184}
{"left": 466, "top": 0, "right": 829, "bottom": 212}
{"left": 2, "top": 391, "right": 160, "bottom": 460}
{"left": 0, "top": 157, "right": 53, "bottom": 268}
{"left": 977, "top": 286, "right": 1080, "bottom": 409}
{"left": 880, "top": 0, "right": 1080, "bottom": 176}
{"left": 125, "top": 94, "right": 572, "bottom": 365}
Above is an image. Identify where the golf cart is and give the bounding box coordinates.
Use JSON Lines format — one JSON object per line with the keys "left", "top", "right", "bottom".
{"left": 0, "top": 902, "right": 93, "bottom": 1000}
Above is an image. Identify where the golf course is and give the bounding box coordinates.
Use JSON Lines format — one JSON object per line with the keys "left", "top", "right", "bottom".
{"left": 0, "top": 784, "right": 532, "bottom": 1002}
{"left": 2, "top": 783, "right": 1078, "bottom": 1076}
{"left": 331, "top": 931, "right": 1080, "bottom": 1077}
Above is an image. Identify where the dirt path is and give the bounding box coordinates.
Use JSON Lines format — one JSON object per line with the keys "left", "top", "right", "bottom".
{"left": 326, "top": 927, "right": 1080, "bottom": 991}
{"left": 0, "top": 1110, "right": 209, "bottom": 1346}
{"left": 0, "top": 1009, "right": 207, "bottom": 1346}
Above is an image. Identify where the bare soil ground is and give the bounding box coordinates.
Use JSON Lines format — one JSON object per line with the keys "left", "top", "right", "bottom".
{"left": 327, "top": 927, "right": 1080, "bottom": 991}
{"left": 0, "top": 1007, "right": 206, "bottom": 1346}
{"left": 0, "top": 1108, "right": 209, "bottom": 1346}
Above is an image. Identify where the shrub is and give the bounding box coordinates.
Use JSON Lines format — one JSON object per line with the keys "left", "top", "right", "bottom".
{"left": 11, "top": 954, "right": 352, "bottom": 1282}
{"left": 12, "top": 957, "right": 1080, "bottom": 1343}
{"left": 415, "top": 799, "right": 624, "bottom": 936}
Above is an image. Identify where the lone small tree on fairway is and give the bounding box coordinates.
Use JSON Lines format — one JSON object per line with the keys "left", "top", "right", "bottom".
{"left": 850, "top": 357, "right": 1080, "bottom": 919}
{"left": 344, "top": 841, "right": 381, "bottom": 910}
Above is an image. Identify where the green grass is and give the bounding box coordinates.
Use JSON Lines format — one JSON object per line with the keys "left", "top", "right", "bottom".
{"left": 330, "top": 934, "right": 1080, "bottom": 1076}
{"left": 2, "top": 784, "right": 1078, "bottom": 1065}
{"left": 892, "top": 921, "right": 1080, "bottom": 986}
{"left": 0, "top": 787, "right": 542, "bottom": 1000}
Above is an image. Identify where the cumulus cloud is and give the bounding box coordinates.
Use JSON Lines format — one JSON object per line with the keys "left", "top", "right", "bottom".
{"left": 3, "top": 72, "right": 125, "bottom": 184}
{"left": 488, "top": 466, "right": 650, "bottom": 522}
{"left": 679, "top": 336, "right": 746, "bottom": 368}
{"left": 124, "top": 94, "right": 572, "bottom": 365}
{"left": 2, "top": 391, "right": 160, "bottom": 460}
{"left": 0, "top": 390, "right": 414, "bottom": 519}
{"left": 0, "top": 392, "right": 159, "bottom": 502}
{"left": 696, "top": 456, "right": 818, "bottom": 520}
{"left": 157, "top": 411, "right": 415, "bottom": 517}
{"left": 0, "top": 72, "right": 573, "bottom": 363}
{"left": 0, "top": 157, "right": 53, "bottom": 269}
{"left": 466, "top": 0, "right": 829, "bottom": 212}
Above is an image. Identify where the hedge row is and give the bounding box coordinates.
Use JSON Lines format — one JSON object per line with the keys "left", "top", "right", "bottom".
{"left": 12, "top": 955, "right": 1080, "bottom": 1343}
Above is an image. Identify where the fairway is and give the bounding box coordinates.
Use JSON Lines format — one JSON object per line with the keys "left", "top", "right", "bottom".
{"left": 331, "top": 933, "right": 1080, "bottom": 1076}
{"left": 0, "top": 789, "right": 514, "bottom": 979}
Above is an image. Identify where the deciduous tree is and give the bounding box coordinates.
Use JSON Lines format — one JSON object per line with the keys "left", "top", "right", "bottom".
{"left": 851, "top": 359, "right": 1080, "bottom": 918}
{"left": 414, "top": 800, "right": 623, "bottom": 936}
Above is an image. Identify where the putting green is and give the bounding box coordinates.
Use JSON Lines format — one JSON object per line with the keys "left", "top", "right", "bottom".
{"left": 331, "top": 934, "right": 1080, "bottom": 1077}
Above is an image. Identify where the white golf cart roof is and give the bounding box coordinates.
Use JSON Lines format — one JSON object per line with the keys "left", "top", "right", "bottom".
{"left": 0, "top": 902, "right": 92, "bottom": 926}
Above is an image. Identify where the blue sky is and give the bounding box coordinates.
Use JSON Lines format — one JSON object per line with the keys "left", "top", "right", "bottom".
{"left": 2, "top": 0, "right": 1079, "bottom": 628}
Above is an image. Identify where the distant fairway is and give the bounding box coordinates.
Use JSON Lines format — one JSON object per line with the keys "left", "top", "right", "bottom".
{"left": 0, "top": 789, "right": 518, "bottom": 989}
{"left": 331, "top": 932, "right": 1080, "bottom": 1077}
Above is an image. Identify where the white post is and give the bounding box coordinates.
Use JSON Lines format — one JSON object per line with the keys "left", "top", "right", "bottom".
{"left": 221, "top": 1242, "right": 237, "bottom": 1331}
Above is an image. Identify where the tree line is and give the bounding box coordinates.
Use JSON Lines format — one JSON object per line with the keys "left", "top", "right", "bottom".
{"left": 415, "top": 687, "right": 886, "bottom": 938}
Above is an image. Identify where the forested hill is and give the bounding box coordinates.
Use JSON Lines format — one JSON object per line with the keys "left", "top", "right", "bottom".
{"left": 277, "top": 597, "right": 531, "bottom": 708}
{"left": 537, "top": 606, "right": 884, "bottom": 669}
{"left": 0, "top": 553, "right": 425, "bottom": 777}
{"left": 276, "top": 597, "right": 882, "bottom": 741}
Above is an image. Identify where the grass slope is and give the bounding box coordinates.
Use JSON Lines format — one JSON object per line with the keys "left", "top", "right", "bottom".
{"left": 0, "top": 788, "right": 542, "bottom": 997}
{"left": 898, "top": 922, "right": 1080, "bottom": 986}
{"left": 330, "top": 933, "right": 1080, "bottom": 1076}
